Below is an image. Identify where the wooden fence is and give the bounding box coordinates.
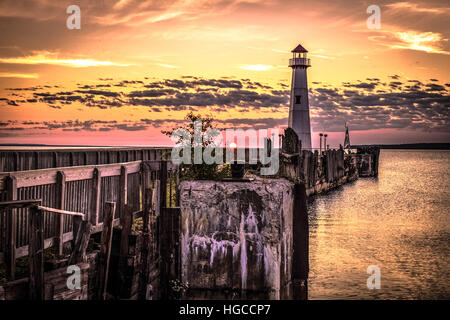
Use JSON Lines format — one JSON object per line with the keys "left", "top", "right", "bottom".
{"left": 0, "top": 147, "right": 171, "bottom": 172}
{"left": 0, "top": 159, "right": 179, "bottom": 281}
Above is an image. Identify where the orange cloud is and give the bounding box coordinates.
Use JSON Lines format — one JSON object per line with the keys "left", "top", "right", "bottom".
{"left": 386, "top": 2, "right": 450, "bottom": 14}
{"left": 0, "top": 72, "right": 38, "bottom": 78}
{"left": 367, "top": 28, "right": 449, "bottom": 55}
{"left": 0, "top": 51, "right": 132, "bottom": 67}
{"left": 392, "top": 31, "right": 450, "bottom": 54}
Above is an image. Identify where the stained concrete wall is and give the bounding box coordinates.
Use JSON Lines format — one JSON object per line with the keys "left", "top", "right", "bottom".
{"left": 179, "top": 178, "right": 294, "bottom": 299}
{"left": 281, "top": 149, "right": 359, "bottom": 197}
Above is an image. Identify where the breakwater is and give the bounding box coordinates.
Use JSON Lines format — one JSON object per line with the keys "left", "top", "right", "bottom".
{"left": 0, "top": 139, "right": 379, "bottom": 300}
{"left": 179, "top": 179, "right": 306, "bottom": 299}
{"left": 279, "top": 129, "right": 379, "bottom": 197}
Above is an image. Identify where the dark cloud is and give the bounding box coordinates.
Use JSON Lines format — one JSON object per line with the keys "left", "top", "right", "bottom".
{"left": 343, "top": 82, "right": 377, "bottom": 90}
{"left": 114, "top": 80, "right": 144, "bottom": 87}
{"left": 128, "top": 89, "right": 178, "bottom": 98}
{"left": 425, "top": 83, "right": 446, "bottom": 91}
{"left": 139, "top": 117, "right": 287, "bottom": 131}
{"left": 74, "top": 90, "right": 122, "bottom": 97}
{"left": 309, "top": 79, "right": 449, "bottom": 132}
{"left": 2, "top": 76, "right": 449, "bottom": 134}
{"left": 40, "top": 120, "right": 117, "bottom": 131}
{"left": 190, "top": 79, "right": 244, "bottom": 89}
{"left": 113, "top": 124, "right": 147, "bottom": 131}
{"left": 126, "top": 85, "right": 288, "bottom": 110}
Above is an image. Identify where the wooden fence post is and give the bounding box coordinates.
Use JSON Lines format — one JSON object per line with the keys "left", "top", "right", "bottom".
{"left": 53, "top": 152, "right": 58, "bottom": 167}
{"left": 97, "top": 201, "right": 115, "bottom": 300}
{"left": 139, "top": 188, "right": 153, "bottom": 300}
{"left": 13, "top": 152, "right": 18, "bottom": 171}
{"left": 117, "top": 204, "right": 133, "bottom": 298}
{"left": 28, "top": 206, "right": 44, "bottom": 300}
{"left": 0, "top": 286, "right": 5, "bottom": 300}
{"left": 160, "top": 207, "right": 180, "bottom": 300}
{"left": 172, "top": 207, "right": 181, "bottom": 283}
{"left": 159, "top": 161, "right": 167, "bottom": 209}
{"left": 56, "top": 171, "right": 66, "bottom": 256}
{"left": 154, "top": 180, "right": 161, "bottom": 217}
{"left": 33, "top": 152, "right": 40, "bottom": 170}
{"left": 5, "top": 175, "right": 17, "bottom": 281}
{"left": 175, "top": 170, "right": 180, "bottom": 206}
{"left": 292, "top": 183, "right": 309, "bottom": 300}
{"left": 119, "top": 166, "right": 128, "bottom": 224}
{"left": 90, "top": 168, "right": 101, "bottom": 226}
{"left": 69, "top": 217, "right": 91, "bottom": 265}
{"left": 160, "top": 207, "right": 169, "bottom": 300}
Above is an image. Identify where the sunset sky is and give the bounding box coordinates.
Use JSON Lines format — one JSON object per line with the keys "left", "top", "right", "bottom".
{"left": 0, "top": 0, "right": 449, "bottom": 147}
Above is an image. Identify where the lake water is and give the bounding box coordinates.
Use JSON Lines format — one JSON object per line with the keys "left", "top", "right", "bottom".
{"left": 308, "top": 150, "right": 450, "bottom": 300}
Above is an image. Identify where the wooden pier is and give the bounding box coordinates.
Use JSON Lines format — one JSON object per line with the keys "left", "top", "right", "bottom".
{"left": 0, "top": 150, "right": 180, "bottom": 300}
{"left": 0, "top": 146, "right": 171, "bottom": 172}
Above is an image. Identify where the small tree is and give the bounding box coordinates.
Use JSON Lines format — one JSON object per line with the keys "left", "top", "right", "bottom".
{"left": 162, "top": 112, "right": 229, "bottom": 180}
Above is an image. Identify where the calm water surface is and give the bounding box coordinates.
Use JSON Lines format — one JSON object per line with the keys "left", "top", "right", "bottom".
{"left": 308, "top": 150, "right": 450, "bottom": 299}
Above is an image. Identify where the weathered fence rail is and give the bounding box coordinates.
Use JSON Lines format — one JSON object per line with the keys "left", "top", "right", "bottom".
{"left": 0, "top": 159, "right": 179, "bottom": 282}
{"left": 0, "top": 147, "right": 171, "bottom": 172}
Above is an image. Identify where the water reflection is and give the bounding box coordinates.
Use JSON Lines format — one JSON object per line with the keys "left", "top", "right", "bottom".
{"left": 308, "top": 150, "right": 450, "bottom": 299}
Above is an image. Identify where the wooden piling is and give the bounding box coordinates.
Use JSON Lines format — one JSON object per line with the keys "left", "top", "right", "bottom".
{"left": 117, "top": 204, "right": 133, "bottom": 298}
{"left": 69, "top": 218, "right": 91, "bottom": 265}
{"left": 5, "top": 175, "right": 17, "bottom": 281}
{"left": 90, "top": 168, "right": 101, "bottom": 226}
{"left": 373, "top": 148, "right": 380, "bottom": 177}
{"left": 119, "top": 166, "right": 128, "bottom": 224}
{"left": 139, "top": 188, "right": 153, "bottom": 300}
{"left": 97, "top": 201, "right": 116, "bottom": 300}
{"left": 55, "top": 171, "right": 66, "bottom": 256}
{"left": 52, "top": 152, "right": 58, "bottom": 167}
{"left": 13, "top": 152, "right": 18, "bottom": 171}
{"left": 28, "top": 206, "right": 44, "bottom": 300}
{"left": 0, "top": 286, "right": 5, "bottom": 300}
{"left": 159, "top": 161, "right": 167, "bottom": 209}
{"left": 33, "top": 152, "right": 40, "bottom": 170}
{"left": 160, "top": 207, "right": 180, "bottom": 300}
{"left": 154, "top": 180, "right": 161, "bottom": 217}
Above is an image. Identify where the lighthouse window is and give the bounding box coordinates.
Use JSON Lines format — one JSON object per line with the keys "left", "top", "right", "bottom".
{"left": 295, "top": 95, "right": 301, "bottom": 104}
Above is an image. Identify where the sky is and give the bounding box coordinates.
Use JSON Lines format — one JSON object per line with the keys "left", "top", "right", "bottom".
{"left": 0, "top": 0, "right": 449, "bottom": 148}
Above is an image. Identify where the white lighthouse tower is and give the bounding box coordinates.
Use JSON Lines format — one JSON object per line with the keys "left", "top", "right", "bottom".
{"left": 288, "top": 43, "right": 312, "bottom": 150}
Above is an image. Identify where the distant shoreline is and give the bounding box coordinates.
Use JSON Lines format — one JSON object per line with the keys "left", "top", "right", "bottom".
{"left": 1, "top": 143, "right": 449, "bottom": 150}
{"left": 0, "top": 144, "right": 171, "bottom": 149}
{"left": 351, "top": 143, "right": 450, "bottom": 150}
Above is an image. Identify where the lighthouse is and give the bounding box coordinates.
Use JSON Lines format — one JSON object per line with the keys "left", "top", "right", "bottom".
{"left": 288, "top": 43, "right": 312, "bottom": 150}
